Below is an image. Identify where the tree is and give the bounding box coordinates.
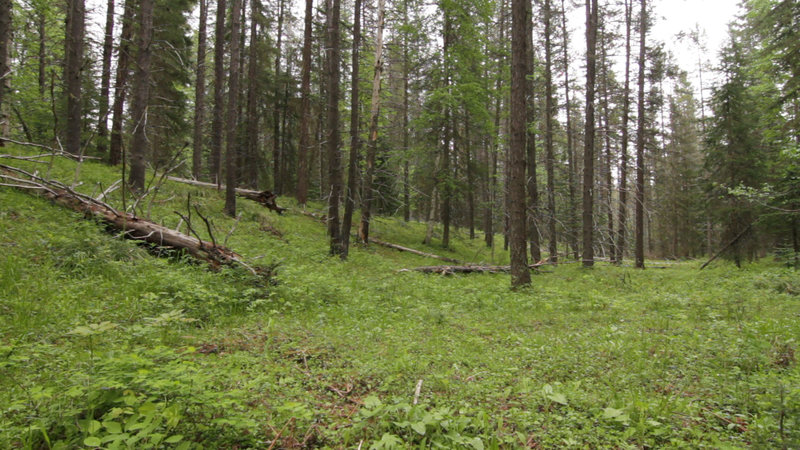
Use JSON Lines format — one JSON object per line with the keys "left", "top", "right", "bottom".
{"left": 296, "top": 0, "right": 314, "bottom": 204}
{"left": 272, "top": 0, "right": 287, "bottom": 194}
{"left": 341, "top": 0, "right": 362, "bottom": 259}
{"left": 192, "top": 0, "right": 209, "bottom": 179}
{"left": 96, "top": 0, "right": 114, "bottom": 157}
{"left": 509, "top": 0, "right": 530, "bottom": 286}
{"left": 582, "top": 0, "right": 598, "bottom": 267}
{"left": 224, "top": 0, "right": 242, "bottom": 216}
{"left": 109, "top": 0, "right": 134, "bottom": 166}
{"left": 525, "top": 0, "right": 540, "bottom": 263}
{"left": 615, "top": 0, "right": 632, "bottom": 263}
{"left": 543, "top": 0, "right": 557, "bottom": 262}
{"left": 243, "top": 0, "right": 261, "bottom": 188}
{"left": 64, "top": 0, "right": 84, "bottom": 156}
{"left": 129, "top": 0, "right": 155, "bottom": 191}
{"left": 210, "top": 0, "right": 227, "bottom": 184}
{"left": 359, "top": 0, "right": 387, "bottom": 244}
{"left": 634, "top": 0, "right": 647, "bottom": 269}
{"left": 326, "top": 0, "right": 344, "bottom": 255}
{"left": 560, "top": 0, "right": 578, "bottom": 259}
{"left": 0, "top": 0, "right": 10, "bottom": 144}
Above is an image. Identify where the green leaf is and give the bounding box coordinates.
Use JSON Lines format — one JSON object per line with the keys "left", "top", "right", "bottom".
{"left": 602, "top": 407, "right": 624, "bottom": 419}
{"left": 469, "top": 437, "right": 485, "bottom": 450}
{"left": 83, "top": 436, "right": 102, "bottom": 447}
{"left": 546, "top": 392, "right": 567, "bottom": 405}
{"left": 410, "top": 421, "right": 426, "bottom": 435}
{"left": 164, "top": 435, "right": 184, "bottom": 444}
{"left": 103, "top": 421, "right": 122, "bottom": 434}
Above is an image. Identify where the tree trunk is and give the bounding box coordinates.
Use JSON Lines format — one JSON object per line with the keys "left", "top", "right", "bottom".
{"left": 96, "top": 0, "right": 114, "bottom": 158}
{"left": 525, "top": 0, "right": 541, "bottom": 263}
{"left": 128, "top": 0, "right": 154, "bottom": 192}
{"left": 65, "top": 0, "right": 85, "bottom": 156}
{"left": 441, "top": 13, "right": 452, "bottom": 249}
{"left": 192, "top": 0, "right": 208, "bottom": 179}
{"left": 244, "top": 0, "right": 259, "bottom": 188}
{"left": 402, "top": 3, "right": 410, "bottom": 222}
{"left": 326, "top": 0, "right": 344, "bottom": 255}
{"left": 0, "top": 0, "right": 10, "bottom": 145}
{"left": 109, "top": 0, "right": 134, "bottom": 166}
{"left": 616, "top": 0, "right": 632, "bottom": 263}
{"left": 341, "top": 0, "right": 362, "bottom": 259}
{"left": 224, "top": 0, "right": 243, "bottom": 216}
{"left": 272, "top": 0, "right": 286, "bottom": 194}
{"left": 544, "top": 0, "right": 557, "bottom": 263}
{"left": 37, "top": 9, "right": 46, "bottom": 96}
{"left": 635, "top": 0, "right": 647, "bottom": 269}
{"left": 560, "top": 0, "right": 578, "bottom": 260}
{"left": 599, "top": 19, "right": 616, "bottom": 262}
{"left": 582, "top": 0, "right": 598, "bottom": 267}
{"left": 296, "top": 0, "right": 314, "bottom": 204}
{"left": 359, "top": 0, "right": 386, "bottom": 244}
{"left": 210, "top": 0, "right": 227, "bottom": 184}
{"left": 509, "top": 0, "right": 531, "bottom": 287}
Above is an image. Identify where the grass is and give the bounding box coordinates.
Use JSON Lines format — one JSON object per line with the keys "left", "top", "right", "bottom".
{"left": 1, "top": 147, "right": 799, "bottom": 448}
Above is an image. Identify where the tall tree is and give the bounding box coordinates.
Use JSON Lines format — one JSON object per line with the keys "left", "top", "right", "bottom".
{"left": 192, "top": 0, "right": 208, "bottom": 179}
{"left": 560, "top": 0, "right": 578, "bottom": 259}
{"left": 224, "top": 0, "right": 242, "bottom": 216}
{"left": 64, "top": 0, "right": 84, "bottom": 156}
{"left": 244, "top": 0, "right": 260, "bottom": 187}
{"left": 525, "top": 0, "right": 541, "bottom": 263}
{"left": 582, "top": 0, "right": 598, "bottom": 267}
{"left": 129, "top": 0, "right": 155, "bottom": 191}
{"left": 615, "top": 0, "right": 632, "bottom": 263}
{"left": 0, "top": 0, "right": 10, "bottom": 144}
{"left": 543, "top": 0, "right": 557, "bottom": 262}
{"left": 96, "top": 0, "right": 114, "bottom": 157}
{"left": 326, "top": 0, "right": 344, "bottom": 255}
{"left": 509, "top": 0, "right": 530, "bottom": 286}
{"left": 210, "top": 0, "right": 227, "bottom": 184}
{"left": 634, "top": 0, "right": 646, "bottom": 268}
{"left": 272, "top": 0, "right": 286, "bottom": 194}
{"left": 109, "top": 0, "right": 134, "bottom": 165}
{"left": 359, "top": 0, "right": 386, "bottom": 244}
{"left": 296, "top": 0, "right": 314, "bottom": 204}
{"left": 341, "top": 0, "right": 362, "bottom": 259}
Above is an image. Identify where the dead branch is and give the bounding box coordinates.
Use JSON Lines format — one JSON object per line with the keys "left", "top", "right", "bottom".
{"left": 369, "top": 238, "right": 462, "bottom": 264}
{"left": 167, "top": 176, "right": 287, "bottom": 214}
{"left": 0, "top": 137, "right": 100, "bottom": 161}
{"left": 399, "top": 261, "right": 546, "bottom": 275}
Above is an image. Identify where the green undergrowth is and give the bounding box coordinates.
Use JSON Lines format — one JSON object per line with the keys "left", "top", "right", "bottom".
{"left": 1, "top": 147, "right": 799, "bottom": 448}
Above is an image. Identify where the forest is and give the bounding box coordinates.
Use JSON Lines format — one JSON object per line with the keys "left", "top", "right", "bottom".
{"left": 0, "top": 0, "right": 799, "bottom": 447}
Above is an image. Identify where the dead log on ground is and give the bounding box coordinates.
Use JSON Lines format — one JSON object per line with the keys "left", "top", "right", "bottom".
{"left": 400, "top": 261, "right": 546, "bottom": 275}
{"left": 1, "top": 165, "right": 258, "bottom": 272}
{"left": 369, "top": 238, "right": 462, "bottom": 264}
{"left": 167, "top": 176, "right": 286, "bottom": 214}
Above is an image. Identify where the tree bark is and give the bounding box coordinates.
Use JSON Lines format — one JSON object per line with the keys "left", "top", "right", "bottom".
{"left": 0, "top": 0, "right": 10, "bottom": 145}
{"left": 510, "top": 0, "right": 531, "bottom": 286}
{"left": 525, "top": 0, "right": 541, "bottom": 264}
{"left": 341, "top": 0, "right": 362, "bottom": 259}
{"left": 210, "top": 0, "right": 227, "bottom": 184}
{"left": 616, "top": 0, "right": 632, "bottom": 263}
{"left": 599, "top": 19, "right": 616, "bottom": 262}
{"left": 441, "top": 13, "right": 452, "bottom": 249}
{"left": 635, "top": 0, "right": 647, "bottom": 269}
{"left": 296, "top": 0, "right": 314, "bottom": 204}
{"left": 272, "top": 0, "right": 286, "bottom": 194}
{"left": 402, "top": 2, "right": 410, "bottom": 222}
{"left": 561, "top": 0, "right": 578, "bottom": 260}
{"left": 544, "top": 0, "right": 557, "bottom": 263}
{"left": 244, "top": 0, "right": 259, "bottom": 188}
{"left": 582, "top": 0, "right": 598, "bottom": 267}
{"left": 192, "top": 0, "right": 209, "bottom": 180}
{"left": 359, "top": 0, "right": 386, "bottom": 244}
{"left": 326, "top": 0, "right": 344, "bottom": 255}
{"left": 128, "top": 0, "right": 154, "bottom": 192}
{"left": 224, "top": 0, "right": 243, "bottom": 216}
{"left": 96, "top": 0, "right": 115, "bottom": 158}
{"left": 65, "top": 0, "right": 85, "bottom": 156}
{"left": 109, "top": 0, "right": 134, "bottom": 166}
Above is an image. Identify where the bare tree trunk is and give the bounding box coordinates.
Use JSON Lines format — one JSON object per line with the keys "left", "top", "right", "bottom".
{"left": 441, "top": 13, "right": 452, "bottom": 249}
{"left": 210, "top": 0, "right": 227, "bottom": 185}
{"left": 599, "top": 18, "right": 616, "bottom": 262}
{"left": 272, "top": 0, "right": 286, "bottom": 194}
{"left": 128, "top": 0, "right": 154, "bottom": 191}
{"left": 635, "top": 0, "right": 647, "bottom": 269}
{"left": 560, "top": 0, "right": 578, "bottom": 259}
{"left": 326, "top": 0, "right": 344, "bottom": 255}
{"left": 359, "top": 0, "right": 386, "bottom": 244}
{"left": 296, "top": 0, "right": 314, "bottom": 204}
{"left": 525, "top": 0, "right": 541, "bottom": 263}
{"left": 402, "top": 2, "right": 410, "bottom": 222}
{"left": 486, "top": 0, "right": 505, "bottom": 249}
{"left": 510, "top": 0, "right": 531, "bottom": 287}
{"left": 96, "top": 0, "right": 114, "bottom": 158}
{"left": 192, "top": 0, "right": 209, "bottom": 179}
{"left": 109, "top": 0, "right": 134, "bottom": 166}
{"left": 244, "top": 0, "right": 260, "bottom": 188}
{"left": 37, "top": 9, "right": 46, "bottom": 96}
{"left": 65, "top": 0, "right": 85, "bottom": 156}
{"left": 0, "top": 0, "right": 10, "bottom": 144}
{"left": 616, "top": 0, "right": 632, "bottom": 263}
{"left": 582, "top": 0, "right": 598, "bottom": 267}
{"left": 544, "top": 0, "right": 557, "bottom": 263}
{"left": 341, "top": 0, "right": 362, "bottom": 259}
{"left": 466, "top": 117, "right": 475, "bottom": 239}
{"left": 224, "top": 0, "right": 243, "bottom": 216}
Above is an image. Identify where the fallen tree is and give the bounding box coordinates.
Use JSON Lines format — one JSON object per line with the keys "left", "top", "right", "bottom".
{"left": 399, "top": 261, "right": 546, "bottom": 275}
{"left": 167, "top": 176, "right": 286, "bottom": 214}
{"left": 369, "top": 238, "right": 462, "bottom": 264}
{"left": 1, "top": 164, "right": 260, "bottom": 272}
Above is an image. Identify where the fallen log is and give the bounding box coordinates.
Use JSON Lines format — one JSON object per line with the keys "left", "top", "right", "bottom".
{"left": 369, "top": 238, "right": 462, "bottom": 264}
{"left": 1, "top": 165, "right": 258, "bottom": 272}
{"left": 400, "top": 261, "right": 546, "bottom": 275}
{"left": 167, "top": 176, "right": 286, "bottom": 214}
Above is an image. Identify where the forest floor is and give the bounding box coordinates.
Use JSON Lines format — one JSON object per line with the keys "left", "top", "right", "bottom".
{"left": 1, "top": 147, "right": 799, "bottom": 449}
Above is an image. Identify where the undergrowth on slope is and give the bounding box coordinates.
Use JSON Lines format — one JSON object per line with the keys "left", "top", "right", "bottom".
{"left": 1, "top": 146, "right": 799, "bottom": 448}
